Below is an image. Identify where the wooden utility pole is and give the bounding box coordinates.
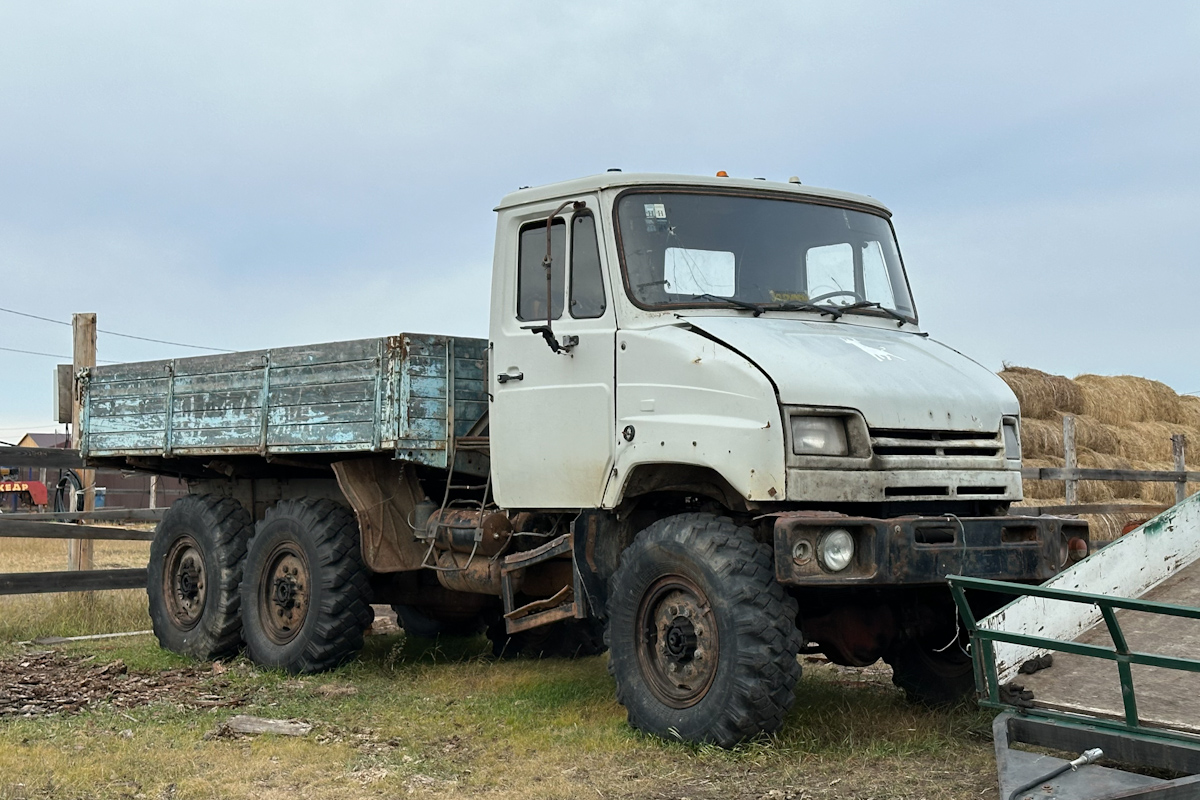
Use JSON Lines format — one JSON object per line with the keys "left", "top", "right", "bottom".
{"left": 1063, "top": 415, "right": 1078, "bottom": 506}
{"left": 68, "top": 312, "right": 96, "bottom": 571}
{"left": 1174, "top": 434, "right": 1188, "bottom": 506}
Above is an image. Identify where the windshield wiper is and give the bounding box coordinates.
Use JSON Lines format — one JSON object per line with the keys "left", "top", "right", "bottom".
{"left": 767, "top": 301, "right": 843, "bottom": 319}
{"left": 686, "top": 294, "right": 765, "bottom": 317}
{"left": 838, "top": 300, "right": 911, "bottom": 326}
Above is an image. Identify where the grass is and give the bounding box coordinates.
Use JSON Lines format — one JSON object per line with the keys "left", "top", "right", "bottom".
{"left": 0, "top": 633, "right": 1000, "bottom": 800}
{"left": 0, "top": 538, "right": 152, "bottom": 642}
{"left": 0, "top": 539, "right": 1000, "bottom": 799}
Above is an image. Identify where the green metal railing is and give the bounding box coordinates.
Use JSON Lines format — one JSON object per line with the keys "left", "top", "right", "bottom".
{"left": 948, "top": 574, "right": 1200, "bottom": 745}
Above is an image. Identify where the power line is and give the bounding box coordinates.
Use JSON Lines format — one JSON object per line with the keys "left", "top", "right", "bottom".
{"left": 0, "top": 305, "right": 233, "bottom": 353}
{"left": 0, "top": 345, "right": 117, "bottom": 364}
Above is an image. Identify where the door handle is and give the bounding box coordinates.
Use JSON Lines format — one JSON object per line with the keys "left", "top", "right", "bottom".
{"left": 497, "top": 372, "right": 524, "bottom": 384}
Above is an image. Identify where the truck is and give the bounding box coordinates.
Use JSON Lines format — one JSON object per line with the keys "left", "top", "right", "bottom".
{"left": 76, "top": 172, "right": 1089, "bottom": 746}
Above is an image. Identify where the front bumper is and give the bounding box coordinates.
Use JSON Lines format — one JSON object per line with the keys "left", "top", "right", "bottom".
{"left": 773, "top": 513, "right": 1089, "bottom": 587}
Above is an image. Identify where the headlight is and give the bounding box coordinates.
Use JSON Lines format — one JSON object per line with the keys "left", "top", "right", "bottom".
{"left": 817, "top": 528, "right": 855, "bottom": 572}
{"left": 1003, "top": 418, "right": 1021, "bottom": 459}
{"left": 790, "top": 416, "right": 849, "bottom": 456}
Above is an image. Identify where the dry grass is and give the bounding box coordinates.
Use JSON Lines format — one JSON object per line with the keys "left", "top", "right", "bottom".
{"left": 0, "top": 537, "right": 151, "bottom": 641}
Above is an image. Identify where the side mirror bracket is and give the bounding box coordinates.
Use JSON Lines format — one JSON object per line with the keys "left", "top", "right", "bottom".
{"left": 534, "top": 199, "right": 586, "bottom": 354}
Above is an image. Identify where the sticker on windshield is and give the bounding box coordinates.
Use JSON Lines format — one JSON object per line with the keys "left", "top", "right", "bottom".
{"left": 644, "top": 203, "right": 668, "bottom": 232}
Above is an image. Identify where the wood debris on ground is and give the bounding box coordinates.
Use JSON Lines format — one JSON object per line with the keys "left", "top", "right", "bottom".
{"left": 0, "top": 650, "right": 245, "bottom": 717}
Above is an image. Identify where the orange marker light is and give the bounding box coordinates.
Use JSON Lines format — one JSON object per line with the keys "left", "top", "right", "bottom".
{"left": 715, "top": 170, "right": 729, "bottom": 177}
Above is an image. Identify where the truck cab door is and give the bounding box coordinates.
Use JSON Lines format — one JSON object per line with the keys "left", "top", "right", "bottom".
{"left": 489, "top": 201, "right": 616, "bottom": 509}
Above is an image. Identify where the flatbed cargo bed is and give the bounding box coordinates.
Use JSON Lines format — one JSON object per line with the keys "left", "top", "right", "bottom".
{"left": 80, "top": 333, "right": 488, "bottom": 470}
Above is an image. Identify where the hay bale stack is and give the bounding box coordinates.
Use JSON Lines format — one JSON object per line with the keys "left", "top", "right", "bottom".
{"left": 999, "top": 366, "right": 1085, "bottom": 419}
{"left": 1002, "top": 367, "right": 1199, "bottom": 527}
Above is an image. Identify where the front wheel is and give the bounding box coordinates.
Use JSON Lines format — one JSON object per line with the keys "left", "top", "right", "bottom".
{"left": 885, "top": 639, "right": 976, "bottom": 706}
{"left": 240, "top": 499, "right": 373, "bottom": 673}
{"left": 607, "top": 513, "right": 802, "bottom": 747}
{"left": 486, "top": 616, "right": 607, "bottom": 659}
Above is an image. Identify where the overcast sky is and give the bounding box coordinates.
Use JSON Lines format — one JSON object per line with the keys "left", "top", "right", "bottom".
{"left": 2, "top": 2, "right": 1197, "bottom": 439}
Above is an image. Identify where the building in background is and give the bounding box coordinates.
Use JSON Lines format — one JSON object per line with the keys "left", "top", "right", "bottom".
{"left": 2, "top": 432, "right": 186, "bottom": 511}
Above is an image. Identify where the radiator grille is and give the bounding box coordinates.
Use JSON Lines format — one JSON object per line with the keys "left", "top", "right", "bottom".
{"left": 869, "top": 428, "right": 1002, "bottom": 458}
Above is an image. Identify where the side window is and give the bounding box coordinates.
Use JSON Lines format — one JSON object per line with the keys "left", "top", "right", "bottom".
{"left": 569, "top": 213, "right": 606, "bottom": 318}
{"left": 518, "top": 219, "right": 565, "bottom": 321}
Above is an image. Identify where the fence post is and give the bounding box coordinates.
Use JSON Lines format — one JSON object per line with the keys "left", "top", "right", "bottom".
{"left": 149, "top": 475, "right": 158, "bottom": 510}
{"left": 1174, "top": 434, "right": 1188, "bottom": 506}
{"left": 1063, "top": 415, "right": 1078, "bottom": 505}
{"left": 68, "top": 312, "right": 97, "bottom": 572}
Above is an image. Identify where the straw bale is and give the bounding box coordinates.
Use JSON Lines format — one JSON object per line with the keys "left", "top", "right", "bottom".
{"left": 999, "top": 367, "right": 1085, "bottom": 419}
{"left": 1181, "top": 396, "right": 1200, "bottom": 430}
{"left": 1127, "top": 459, "right": 1200, "bottom": 505}
{"left": 1084, "top": 512, "right": 1156, "bottom": 544}
{"left": 1074, "top": 374, "right": 1189, "bottom": 425}
{"left": 1077, "top": 449, "right": 1137, "bottom": 500}
{"left": 1011, "top": 495, "right": 1155, "bottom": 543}
{"left": 1075, "top": 417, "right": 1121, "bottom": 456}
{"left": 1020, "top": 418, "right": 1062, "bottom": 459}
{"left": 1022, "top": 456, "right": 1064, "bottom": 500}
{"left": 1019, "top": 414, "right": 1120, "bottom": 459}
{"left": 1114, "top": 422, "right": 1200, "bottom": 464}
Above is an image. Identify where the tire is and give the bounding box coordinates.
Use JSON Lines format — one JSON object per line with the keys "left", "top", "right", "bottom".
{"left": 392, "top": 604, "right": 486, "bottom": 639}
{"left": 147, "top": 494, "right": 251, "bottom": 661}
{"left": 240, "top": 499, "right": 372, "bottom": 673}
{"left": 885, "top": 640, "right": 976, "bottom": 706}
{"left": 607, "top": 513, "right": 803, "bottom": 747}
{"left": 486, "top": 616, "right": 607, "bottom": 659}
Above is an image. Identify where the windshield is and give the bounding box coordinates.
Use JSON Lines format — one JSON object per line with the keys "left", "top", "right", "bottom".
{"left": 616, "top": 191, "right": 916, "bottom": 320}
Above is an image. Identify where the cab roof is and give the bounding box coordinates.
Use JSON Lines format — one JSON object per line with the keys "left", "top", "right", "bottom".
{"left": 495, "top": 172, "right": 892, "bottom": 216}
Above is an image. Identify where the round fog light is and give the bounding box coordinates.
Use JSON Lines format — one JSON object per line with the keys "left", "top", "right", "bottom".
{"left": 818, "top": 528, "right": 855, "bottom": 572}
{"left": 792, "top": 539, "right": 813, "bottom": 565}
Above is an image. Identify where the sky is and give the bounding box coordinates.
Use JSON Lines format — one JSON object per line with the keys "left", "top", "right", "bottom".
{"left": 1, "top": 2, "right": 1198, "bottom": 439}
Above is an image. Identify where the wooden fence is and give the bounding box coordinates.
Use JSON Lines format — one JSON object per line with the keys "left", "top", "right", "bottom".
{"left": 1016, "top": 423, "right": 1194, "bottom": 516}
{"left": 0, "top": 446, "right": 160, "bottom": 595}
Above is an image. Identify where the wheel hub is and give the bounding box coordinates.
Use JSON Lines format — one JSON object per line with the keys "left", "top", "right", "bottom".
{"left": 636, "top": 577, "right": 719, "bottom": 708}
{"left": 259, "top": 546, "right": 310, "bottom": 645}
{"left": 163, "top": 536, "right": 207, "bottom": 631}
{"left": 664, "top": 616, "right": 698, "bottom": 661}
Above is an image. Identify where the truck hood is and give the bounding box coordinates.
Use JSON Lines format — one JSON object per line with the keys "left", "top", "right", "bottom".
{"left": 682, "top": 316, "right": 1018, "bottom": 432}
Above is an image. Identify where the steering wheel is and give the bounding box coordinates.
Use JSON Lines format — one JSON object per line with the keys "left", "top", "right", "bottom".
{"left": 808, "top": 289, "right": 864, "bottom": 304}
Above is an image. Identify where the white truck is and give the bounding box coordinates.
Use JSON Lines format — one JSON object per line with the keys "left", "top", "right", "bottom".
{"left": 77, "top": 172, "right": 1089, "bottom": 746}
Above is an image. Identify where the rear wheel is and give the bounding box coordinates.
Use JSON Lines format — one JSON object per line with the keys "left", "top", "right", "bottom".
{"left": 147, "top": 495, "right": 251, "bottom": 660}
{"left": 607, "top": 513, "right": 802, "bottom": 747}
{"left": 240, "top": 499, "right": 372, "bottom": 673}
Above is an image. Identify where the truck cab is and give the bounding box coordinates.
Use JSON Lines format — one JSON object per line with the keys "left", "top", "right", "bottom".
{"left": 490, "top": 173, "right": 1021, "bottom": 513}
